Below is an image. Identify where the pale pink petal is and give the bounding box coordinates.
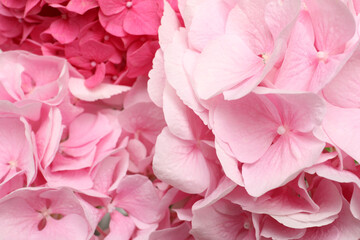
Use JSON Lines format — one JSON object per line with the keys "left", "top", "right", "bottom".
{"left": 153, "top": 127, "right": 211, "bottom": 194}
{"left": 299, "top": 199, "right": 360, "bottom": 239}
{"left": 44, "top": 168, "right": 93, "bottom": 189}
{"left": 193, "top": 176, "right": 237, "bottom": 210}
{"left": 305, "top": 0, "right": 356, "bottom": 53}
{"left": 31, "top": 214, "right": 89, "bottom": 240}
{"left": 91, "top": 150, "right": 129, "bottom": 193}
{"left": 148, "top": 50, "right": 165, "bottom": 107}
{"left": 188, "top": 0, "right": 231, "bottom": 51}
{"left": 0, "top": 116, "right": 35, "bottom": 184}
{"left": 322, "top": 104, "right": 360, "bottom": 160}
{"left": 274, "top": 12, "right": 318, "bottom": 91}
{"left": 191, "top": 199, "right": 255, "bottom": 240}
{"left": 163, "top": 30, "right": 206, "bottom": 114}
{"left": 69, "top": 77, "right": 131, "bottom": 101}
{"left": 261, "top": 216, "right": 306, "bottom": 239}
{"left": 227, "top": 175, "right": 318, "bottom": 216}
{"left": 242, "top": 133, "right": 325, "bottom": 197}
{"left": 0, "top": 101, "right": 42, "bottom": 121}
{"left": 36, "top": 107, "right": 63, "bottom": 169}
{"left": 350, "top": 186, "right": 360, "bottom": 220}
{"left": 214, "top": 141, "right": 244, "bottom": 186}
{"left": 158, "top": 1, "right": 181, "bottom": 48}
{"left": 113, "top": 175, "right": 162, "bottom": 223}
{"left": 272, "top": 179, "right": 342, "bottom": 228}
{"left": 213, "top": 93, "right": 280, "bottom": 164}
{"left": 123, "top": 76, "right": 151, "bottom": 108}
{"left": 322, "top": 46, "right": 360, "bottom": 108}
{"left": 118, "top": 102, "right": 165, "bottom": 144}
{"left": 106, "top": 211, "right": 135, "bottom": 240}
{"left": 149, "top": 222, "right": 192, "bottom": 240}
{"left": 162, "top": 84, "right": 201, "bottom": 141}
{"left": 0, "top": 197, "right": 40, "bottom": 239}
{"left": 264, "top": 0, "right": 301, "bottom": 41}
{"left": 193, "top": 34, "right": 263, "bottom": 99}
{"left": 226, "top": 0, "right": 272, "bottom": 54}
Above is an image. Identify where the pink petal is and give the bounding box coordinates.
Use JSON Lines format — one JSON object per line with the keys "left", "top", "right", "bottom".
{"left": 261, "top": 216, "right": 306, "bottom": 239}
{"left": 163, "top": 31, "right": 205, "bottom": 115}
{"left": 162, "top": 85, "right": 202, "bottom": 141}
{"left": 191, "top": 199, "right": 254, "bottom": 240}
{"left": 31, "top": 214, "right": 89, "bottom": 240}
{"left": 123, "top": 77, "right": 151, "bottom": 108}
{"left": 242, "top": 133, "right": 325, "bottom": 197}
{"left": 322, "top": 46, "right": 360, "bottom": 108}
{"left": 272, "top": 179, "right": 342, "bottom": 228}
{"left": 0, "top": 197, "right": 40, "bottom": 238}
{"left": 126, "top": 40, "right": 159, "bottom": 78}
{"left": 91, "top": 150, "right": 129, "bottom": 193}
{"left": 214, "top": 141, "right": 244, "bottom": 186}
{"left": 158, "top": 0, "right": 181, "bottom": 48}
{"left": 36, "top": 107, "right": 63, "bottom": 169}
{"left": 85, "top": 62, "right": 106, "bottom": 88}
{"left": 193, "top": 35, "right": 263, "bottom": 100}
{"left": 153, "top": 127, "right": 211, "bottom": 194}
{"left": 67, "top": 0, "right": 98, "bottom": 14}
{"left": 47, "top": 19, "right": 79, "bottom": 44}
{"left": 305, "top": 0, "right": 356, "bottom": 53}
{"left": 213, "top": 93, "right": 280, "bottom": 164}
{"left": 118, "top": 102, "right": 165, "bottom": 144}
{"left": 80, "top": 40, "right": 116, "bottom": 63}
{"left": 264, "top": 0, "right": 301, "bottom": 41}
{"left": 113, "top": 175, "right": 162, "bottom": 223}
{"left": 69, "top": 77, "right": 131, "bottom": 101}
{"left": 106, "top": 211, "right": 135, "bottom": 240}
{"left": 188, "top": 0, "right": 231, "bottom": 51}
{"left": 99, "top": 11, "right": 126, "bottom": 37}
{"left": 226, "top": 0, "right": 273, "bottom": 54}
{"left": 147, "top": 50, "right": 165, "bottom": 107}
{"left": 123, "top": 0, "right": 161, "bottom": 36}
{"left": 322, "top": 104, "right": 360, "bottom": 161}
{"left": 44, "top": 168, "right": 93, "bottom": 189}
{"left": 274, "top": 12, "right": 318, "bottom": 91}
{"left": 149, "top": 222, "right": 192, "bottom": 240}
{"left": 98, "top": 0, "right": 125, "bottom": 15}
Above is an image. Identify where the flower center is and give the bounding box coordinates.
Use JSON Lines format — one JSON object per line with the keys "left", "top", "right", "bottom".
{"left": 317, "top": 51, "right": 328, "bottom": 62}
{"left": 277, "top": 125, "right": 287, "bottom": 135}
{"left": 7, "top": 160, "right": 17, "bottom": 169}
{"left": 126, "top": 1, "right": 133, "bottom": 8}
{"left": 261, "top": 53, "right": 269, "bottom": 64}
{"left": 243, "top": 221, "right": 250, "bottom": 230}
{"left": 90, "top": 61, "right": 97, "bottom": 67}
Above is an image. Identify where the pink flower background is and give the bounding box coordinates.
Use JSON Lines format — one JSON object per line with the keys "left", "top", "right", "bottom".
{"left": 0, "top": 0, "right": 360, "bottom": 239}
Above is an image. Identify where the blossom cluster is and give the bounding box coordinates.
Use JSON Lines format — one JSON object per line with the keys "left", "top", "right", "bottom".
{"left": 1, "top": 0, "right": 360, "bottom": 239}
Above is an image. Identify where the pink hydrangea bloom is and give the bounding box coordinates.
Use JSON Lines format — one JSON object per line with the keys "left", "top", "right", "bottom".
{"left": 98, "top": 0, "right": 162, "bottom": 37}
{"left": 0, "top": 187, "right": 100, "bottom": 239}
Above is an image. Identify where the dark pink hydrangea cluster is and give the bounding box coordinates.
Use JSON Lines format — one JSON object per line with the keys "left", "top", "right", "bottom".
{"left": 2, "top": 0, "right": 360, "bottom": 239}
{"left": 0, "top": 0, "right": 180, "bottom": 88}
